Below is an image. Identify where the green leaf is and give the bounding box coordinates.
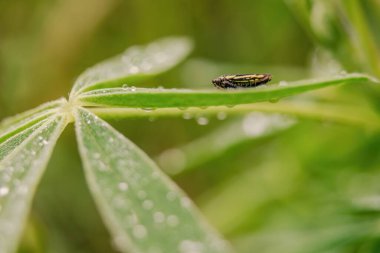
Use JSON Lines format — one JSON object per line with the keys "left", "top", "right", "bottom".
{"left": 88, "top": 99, "right": 380, "bottom": 130}
{"left": 69, "top": 37, "right": 193, "bottom": 98}
{"left": 74, "top": 108, "right": 232, "bottom": 253}
{"left": 157, "top": 113, "right": 295, "bottom": 175}
{"left": 76, "top": 73, "right": 375, "bottom": 108}
{"left": 0, "top": 115, "right": 68, "bottom": 253}
{"left": 0, "top": 98, "right": 66, "bottom": 144}
{"left": 0, "top": 120, "right": 46, "bottom": 160}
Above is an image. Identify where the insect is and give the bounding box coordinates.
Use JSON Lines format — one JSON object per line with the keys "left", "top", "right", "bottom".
{"left": 212, "top": 74, "right": 272, "bottom": 89}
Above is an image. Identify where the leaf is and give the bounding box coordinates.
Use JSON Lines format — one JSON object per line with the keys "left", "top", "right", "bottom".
{"left": 0, "top": 115, "right": 68, "bottom": 253}
{"left": 157, "top": 113, "right": 296, "bottom": 175}
{"left": 87, "top": 97, "right": 380, "bottom": 130}
{"left": 0, "top": 98, "right": 66, "bottom": 144}
{"left": 76, "top": 73, "right": 376, "bottom": 108}
{"left": 74, "top": 108, "right": 232, "bottom": 253}
{"left": 0, "top": 120, "right": 46, "bottom": 160}
{"left": 69, "top": 37, "right": 193, "bottom": 98}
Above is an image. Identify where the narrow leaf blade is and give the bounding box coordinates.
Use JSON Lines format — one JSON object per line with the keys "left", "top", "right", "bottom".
{"left": 0, "top": 98, "right": 66, "bottom": 144}
{"left": 70, "top": 37, "right": 193, "bottom": 98}
{"left": 0, "top": 115, "right": 68, "bottom": 253}
{"left": 74, "top": 108, "right": 232, "bottom": 253}
{"left": 77, "top": 73, "right": 376, "bottom": 108}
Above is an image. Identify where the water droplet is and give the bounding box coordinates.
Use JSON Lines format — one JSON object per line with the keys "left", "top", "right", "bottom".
{"left": 181, "top": 197, "right": 191, "bottom": 208}
{"left": 196, "top": 116, "right": 209, "bottom": 126}
{"left": 126, "top": 213, "right": 139, "bottom": 225}
{"left": 153, "top": 212, "right": 165, "bottom": 223}
{"left": 142, "top": 108, "right": 155, "bottom": 112}
{"left": 166, "top": 191, "right": 176, "bottom": 201}
{"left": 132, "top": 224, "right": 147, "bottom": 239}
{"left": 339, "top": 70, "right": 348, "bottom": 76}
{"left": 130, "top": 86, "right": 137, "bottom": 92}
{"left": 122, "top": 84, "right": 129, "bottom": 89}
{"left": 167, "top": 215, "right": 179, "bottom": 227}
{"left": 118, "top": 182, "right": 128, "bottom": 191}
{"left": 216, "top": 112, "right": 227, "bottom": 120}
{"left": 129, "top": 66, "right": 139, "bottom": 74}
{"left": 269, "top": 98, "right": 279, "bottom": 103}
{"left": 182, "top": 112, "right": 192, "bottom": 120}
{"left": 113, "top": 196, "right": 127, "bottom": 208}
{"left": 142, "top": 200, "right": 154, "bottom": 210}
{"left": 0, "top": 187, "right": 9, "bottom": 197}
{"left": 179, "top": 240, "right": 204, "bottom": 253}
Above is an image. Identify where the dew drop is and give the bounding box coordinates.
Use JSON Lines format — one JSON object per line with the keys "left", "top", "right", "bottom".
{"left": 269, "top": 98, "right": 279, "bottom": 103}
{"left": 132, "top": 224, "right": 147, "bottom": 239}
{"left": 167, "top": 215, "right": 179, "bottom": 227}
{"left": 339, "top": 70, "right": 348, "bottom": 76}
{"left": 181, "top": 197, "right": 191, "bottom": 208}
{"left": 142, "top": 200, "right": 154, "bottom": 210}
{"left": 129, "top": 66, "right": 139, "bottom": 74}
{"left": 118, "top": 182, "right": 129, "bottom": 191}
{"left": 166, "top": 191, "right": 176, "bottom": 201}
{"left": 142, "top": 108, "right": 155, "bottom": 112}
{"left": 216, "top": 112, "right": 227, "bottom": 120}
{"left": 0, "top": 187, "right": 9, "bottom": 197}
{"left": 196, "top": 117, "right": 209, "bottom": 126}
{"left": 153, "top": 212, "right": 165, "bottom": 223}
{"left": 182, "top": 112, "right": 192, "bottom": 120}
{"left": 179, "top": 240, "right": 204, "bottom": 253}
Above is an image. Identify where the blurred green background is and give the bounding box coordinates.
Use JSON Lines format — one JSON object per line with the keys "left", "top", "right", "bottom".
{"left": 1, "top": 0, "right": 380, "bottom": 253}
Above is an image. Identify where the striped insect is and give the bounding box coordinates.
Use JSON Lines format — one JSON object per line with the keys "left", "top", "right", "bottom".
{"left": 212, "top": 74, "right": 272, "bottom": 89}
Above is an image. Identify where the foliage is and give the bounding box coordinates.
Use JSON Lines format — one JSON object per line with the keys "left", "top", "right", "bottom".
{"left": 1, "top": 1, "right": 380, "bottom": 253}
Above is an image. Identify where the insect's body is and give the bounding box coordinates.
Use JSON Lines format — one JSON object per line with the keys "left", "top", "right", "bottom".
{"left": 212, "top": 74, "right": 272, "bottom": 89}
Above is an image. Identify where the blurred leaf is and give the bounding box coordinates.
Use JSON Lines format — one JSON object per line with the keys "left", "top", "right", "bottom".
{"left": 157, "top": 113, "right": 295, "bottom": 175}
{"left": 76, "top": 73, "right": 375, "bottom": 108}
{"left": 74, "top": 108, "right": 233, "bottom": 253}
{"left": 341, "top": 0, "right": 380, "bottom": 77}
{"left": 233, "top": 222, "right": 372, "bottom": 253}
{"left": 0, "top": 115, "right": 68, "bottom": 253}
{"left": 70, "top": 37, "right": 193, "bottom": 98}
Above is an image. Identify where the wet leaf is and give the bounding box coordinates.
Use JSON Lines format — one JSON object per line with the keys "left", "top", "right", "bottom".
{"left": 74, "top": 108, "right": 232, "bottom": 253}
